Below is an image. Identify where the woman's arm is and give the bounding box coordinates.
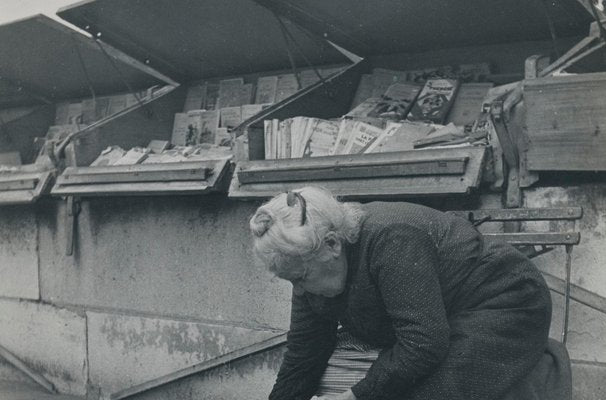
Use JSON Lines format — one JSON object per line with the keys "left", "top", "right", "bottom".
{"left": 269, "top": 289, "right": 338, "bottom": 400}
{"left": 351, "top": 225, "right": 450, "bottom": 400}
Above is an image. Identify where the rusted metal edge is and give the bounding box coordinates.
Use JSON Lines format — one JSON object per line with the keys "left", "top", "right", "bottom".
{"left": 448, "top": 207, "right": 583, "bottom": 222}
{"left": 110, "top": 333, "right": 288, "bottom": 400}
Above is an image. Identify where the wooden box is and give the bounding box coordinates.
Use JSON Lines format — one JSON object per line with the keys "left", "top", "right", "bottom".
{"left": 524, "top": 72, "right": 606, "bottom": 171}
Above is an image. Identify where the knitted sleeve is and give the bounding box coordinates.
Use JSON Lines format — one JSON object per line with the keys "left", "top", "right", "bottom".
{"left": 351, "top": 225, "right": 450, "bottom": 399}
{"left": 269, "top": 289, "right": 338, "bottom": 400}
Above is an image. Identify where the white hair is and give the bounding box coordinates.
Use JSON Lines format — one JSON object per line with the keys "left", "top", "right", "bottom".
{"left": 249, "top": 186, "right": 365, "bottom": 279}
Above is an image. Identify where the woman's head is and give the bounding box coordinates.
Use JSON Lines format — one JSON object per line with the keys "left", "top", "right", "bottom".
{"left": 250, "top": 186, "right": 364, "bottom": 296}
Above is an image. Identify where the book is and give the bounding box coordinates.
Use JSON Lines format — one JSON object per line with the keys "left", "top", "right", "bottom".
{"left": 214, "top": 127, "right": 232, "bottom": 147}
{"left": 0, "top": 151, "right": 22, "bottom": 166}
{"left": 350, "top": 74, "right": 374, "bottom": 109}
{"left": 81, "top": 98, "right": 96, "bottom": 124}
{"left": 371, "top": 83, "right": 422, "bottom": 120}
{"left": 220, "top": 106, "right": 242, "bottom": 129}
{"left": 407, "top": 78, "right": 460, "bottom": 124}
{"left": 446, "top": 82, "right": 494, "bottom": 127}
{"left": 332, "top": 119, "right": 357, "bottom": 155}
{"left": 255, "top": 76, "right": 278, "bottom": 104}
{"left": 218, "top": 78, "right": 244, "bottom": 108}
{"left": 90, "top": 146, "right": 126, "bottom": 167}
{"left": 204, "top": 83, "right": 220, "bottom": 110}
{"left": 95, "top": 97, "right": 111, "bottom": 121}
{"left": 370, "top": 68, "right": 408, "bottom": 97}
{"left": 342, "top": 121, "right": 385, "bottom": 154}
{"left": 367, "top": 121, "right": 436, "bottom": 153}
{"left": 183, "top": 83, "right": 206, "bottom": 112}
{"left": 113, "top": 147, "right": 150, "bottom": 166}
{"left": 147, "top": 140, "right": 170, "bottom": 154}
{"left": 279, "top": 119, "right": 292, "bottom": 159}
{"left": 305, "top": 119, "right": 340, "bottom": 157}
{"left": 241, "top": 104, "right": 265, "bottom": 123}
{"left": 240, "top": 83, "right": 254, "bottom": 106}
{"left": 187, "top": 110, "right": 220, "bottom": 144}
{"left": 171, "top": 113, "right": 189, "bottom": 146}
{"left": 346, "top": 97, "right": 383, "bottom": 119}
{"left": 264, "top": 120, "right": 273, "bottom": 159}
{"left": 54, "top": 102, "right": 70, "bottom": 125}
{"left": 108, "top": 94, "right": 127, "bottom": 116}
{"left": 66, "top": 102, "right": 83, "bottom": 125}
{"left": 275, "top": 74, "right": 299, "bottom": 102}
{"left": 300, "top": 69, "right": 321, "bottom": 88}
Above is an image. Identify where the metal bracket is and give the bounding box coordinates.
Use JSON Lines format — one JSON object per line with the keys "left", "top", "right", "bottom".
{"left": 562, "top": 244, "right": 574, "bottom": 344}
{"left": 490, "top": 101, "right": 522, "bottom": 210}
{"left": 65, "top": 196, "right": 81, "bottom": 256}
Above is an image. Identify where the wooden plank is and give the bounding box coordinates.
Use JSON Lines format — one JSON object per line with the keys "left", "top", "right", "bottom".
{"left": 484, "top": 232, "right": 581, "bottom": 245}
{"left": 62, "top": 160, "right": 219, "bottom": 175}
{"left": 57, "top": 167, "right": 209, "bottom": 185}
{"left": 238, "top": 158, "right": 467, "bottom": 184}
{"left": 0, "top": 171, "right": 53, "bottom": 205}
{"left": 448, "top": 207, "right": 583, "bottom": 222}
{"left": 51, "top": 181, "right": 213, "bottom": 197}
{"left": 51, "top": 161, "right": 229, "bottom": 197}
{"left": 0, "top": 179, "right": 37, "bottom": 191}
{"left": 110, "top": 333, "right": 288, "bottom": 400}
{"left": 524, "top": 72, "right": 606, "bottom": 171}
{"left": 230, "top": 147, "right": 486, "bottom": 199}
{"left": 0, "top": 344, "right": 56, "bottom": 394}
{"left": 229, "top": 146, "right": 486, "bottom": 199}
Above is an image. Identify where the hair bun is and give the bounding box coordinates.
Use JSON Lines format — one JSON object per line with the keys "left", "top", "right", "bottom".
{"left": 251, "top": 211, "right": 274, "bottom": 237}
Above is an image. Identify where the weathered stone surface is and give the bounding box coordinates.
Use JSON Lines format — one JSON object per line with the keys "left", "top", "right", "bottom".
{"left": 86, "top": 311, "right": 280, "bottom": 397}
{"left": 571, "top": 362, "right": 606, "bottom": 400}
{"left": 550, "top": 292, "right": 606, "bottom": 363}
{"left": 0, "top": 206, "right": 39, "bottom": 300}
{"left": 129, "top": 346, "right": 286, "bottom": 400}
{"left": 37, "top": 197, "right": 292, "bottom": 331}
{"left": 525, "top": 185, "right": 606, "bottom": 299}
{"left": 0, "top": 299, "right": 87, "bottom": 396}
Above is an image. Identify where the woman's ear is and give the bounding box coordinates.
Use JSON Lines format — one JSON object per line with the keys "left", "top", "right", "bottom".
{"left": 324, "top": 232, "right": 342, "bottom": 258}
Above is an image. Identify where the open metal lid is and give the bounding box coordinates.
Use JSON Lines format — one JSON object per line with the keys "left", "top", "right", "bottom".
{"left": 57, "top": 0, "right": 350, "bottom": 83}
{"left": 255, "top": 0, "right": 592, "bottom": 57}
{"left": 0, "top": 14, "right": 164, "bottom": 109}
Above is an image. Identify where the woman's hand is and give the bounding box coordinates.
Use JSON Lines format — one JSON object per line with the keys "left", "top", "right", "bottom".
{"left": 311, "top": 389, "right": 357, "bottom": 400}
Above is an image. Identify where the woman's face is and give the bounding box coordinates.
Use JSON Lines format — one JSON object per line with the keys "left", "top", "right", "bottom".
{"left": 286, "top": 247, "right": 348, "bottom": 298}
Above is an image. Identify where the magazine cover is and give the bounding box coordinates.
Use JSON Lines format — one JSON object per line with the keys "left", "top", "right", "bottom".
{"left": 407, "top": 78, "right": 460, "bottom": 124}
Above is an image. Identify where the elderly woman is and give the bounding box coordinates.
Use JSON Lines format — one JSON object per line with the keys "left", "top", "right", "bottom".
{"left": 250, "top": 186, "right": 569, "bottom": 400}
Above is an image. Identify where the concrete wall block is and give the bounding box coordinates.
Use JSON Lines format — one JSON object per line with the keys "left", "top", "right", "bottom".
{"left": 550, "top": 292, "right": 606, "bottom": 363}
{"left": 38, "top": 197, "right": 292, "bottom": 331}
{"left": 572, "top": 362, "right": 606, "bottom": 400}
{"left": 525, "top": 185, "right": 606, "bottom": 299}
{"left": 87, "top": 311, "right": 280, "bottom": 397}
{"left": 0, "top": 299, "right": 87, "bottom": 395}
{"left": 131, "top": 346, "right": 285, "bottom": 400}
{"left": 0, "top": 358, "right": 34, "bottom": 384}
{"left": 0, "top": 206, "right": 39, "bottom": 300}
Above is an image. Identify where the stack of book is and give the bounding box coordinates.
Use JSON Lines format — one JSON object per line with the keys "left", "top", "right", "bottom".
{"left": 90, "top": 141, "right": 232, "bottom": 167}
{"left": 262, "top": 62, "right": 501, "bottom": 160}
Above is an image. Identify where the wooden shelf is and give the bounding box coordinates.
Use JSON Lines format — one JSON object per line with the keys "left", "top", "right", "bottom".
{"left": 229, "top": 146, "right": 487, "bottom": 199}
{"left": 0, "top": 170, "right": 54, "bottom": 205}
{"left": 51, "top": 160, "right": 230, "bottom": 197}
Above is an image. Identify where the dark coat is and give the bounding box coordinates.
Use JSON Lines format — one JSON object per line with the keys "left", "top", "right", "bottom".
{"left": 269, "top": 202, "right": 552, "bottom": 400}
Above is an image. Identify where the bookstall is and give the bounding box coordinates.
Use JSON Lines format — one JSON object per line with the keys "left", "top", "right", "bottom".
{"left": 0, "top": 14, "right": 169, "bottom": 205}
{"left": 51, "top": 0, "right": 352, "bottom": 198}
{"left": 226, "top": 0, "right": 595, "bottom": 199}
